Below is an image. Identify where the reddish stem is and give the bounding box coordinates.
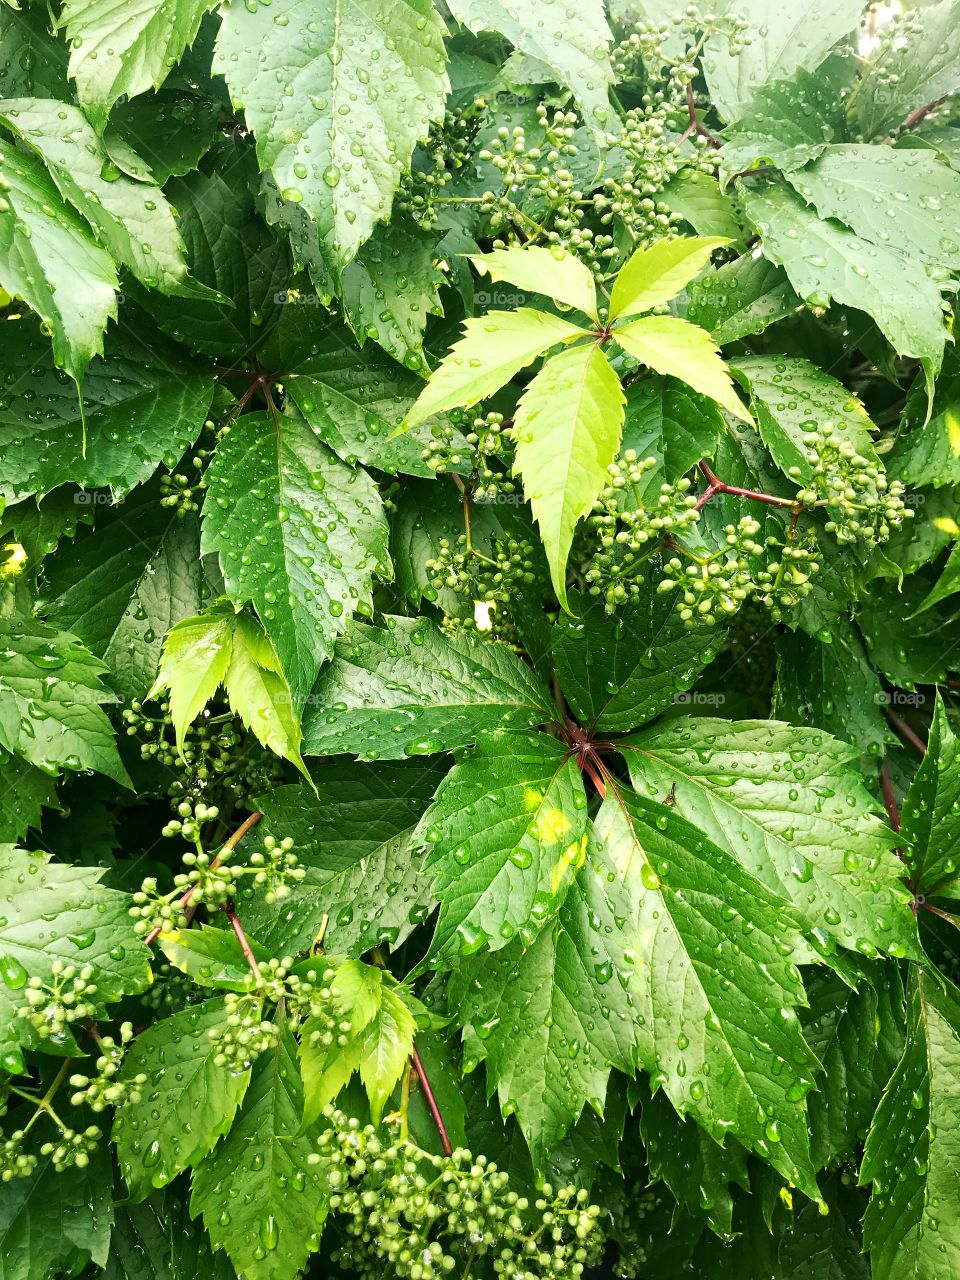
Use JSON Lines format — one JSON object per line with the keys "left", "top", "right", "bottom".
{"left": 696, "top": 462, "right": 798, "bottom": 509}
{"left": 885, "top": 709, "right": 928, "bottom": 758}
{"left": 879, "top": 765, "right": 901, "bottom": 833}
{"left": 225, "top": 903, "right": 262, "bottom": 979}
{"left": 144, "top": 811, "right": 263, "bottom": 948}
{"left": 582, "top": 758, "right": 608, "bottom": 799}
{"left": 411, "top": 1046, "right": 452, "bottom": 1156}
{"left": 685, "top": 82, "right": 721, "bottom": 148}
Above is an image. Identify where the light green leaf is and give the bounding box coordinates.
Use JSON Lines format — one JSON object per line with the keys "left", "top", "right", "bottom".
{"left": 854, "top": 0, "right": 960, "bottom": 140}
{"left": 785, "top": 146, "right": 960, "bottom": 273}
{"left": 201, "top": 411, "right": 389, "bottom": 707}
{"left": 608, "top": 237, "right": 730, "bottom": 321}
{"left": 472, "top": 245, "right": 598, "bottom": 322}
{"left": 0, "top": 321, "right": 213, "bottom": 504}
{"left": 513, "top": 342, "right": 625, "bottom": 609}
{"left": 158, "top": 924, "right": 272, "bottom": 992}
{"left": 358, "top": 984, "right": 416, "bottom": 1123}
{"left": 740, "top": 178, "right": 949, "bottom": 366}
{"left": 417, "top": 731, "right": 588, "bottom": 960}
{"left": 214, "top": 0, "right": 449, "bottom": 270}
{"left": 0, "top": 98, "right": 197, "bottom": 294}
{"left": 621, "top": 717, "right": 919, "bottom": 961}
{"left": 661, "top": 170, "right": 742, "bottom": 239}
{"left": 0, "top": 616, "right": 130, "bottom": 785}
{"left": 902, "top": 694, "right": 960, "bottom": 897}
{"left": 60, "top": 0, "right": 220, "bottom": 131}
{"left": 301, "top": 617, "right": 553, "bottom": 760}
{"left": 149, "top": 609, "right": 234, "bottom": 754}
{"left": 224, "top": 613, "right": 307, "bottom": 779}
{"left": 113, "top": 998, "right": 252, "bottom": 1199}
{"left": 43, "top": 498, "right": 203, "bottom": 702}
{"left": 703, "top": 0, "right": 863, "bottom": 122}
{"left": 861, "top": 970, "right": 960, "bottom": 1280}
{"left": 446, "top": 0, "right": 613, "bottom": 133}
{"left": 404, "top": 308, "right": 587, "bottom": 429}
{"left": 191, "top": 1028, "right": 328, "bottom": 1280}
{"left": 0, "top": 143, "right": 117, "bottom": 380}
{"left": 244, "top": 760, "right": 442, "bottom": 956}
{"left": 612, "top": 315, "right": 752, "bottom": 423}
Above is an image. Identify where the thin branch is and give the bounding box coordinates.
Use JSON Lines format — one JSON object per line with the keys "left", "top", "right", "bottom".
{"left": 884, "top": 708, "right": 928, "bottom": 758}
{"left": 696, "top": 461, "right": 800, "bottom": 510}
{"left": 886, "top": 96, "right": 948, "bottom": 141}
{"left": 685, "top": 82, "right": 721, "bottom": 148}
{"left": 879, "top": 765, "right": 901, "bottom": 833}
{"left": 225, "top": 903, "right": 262, "bottom": 981}
{"left": 144, "top": 811, "right": 263, "bottom": 947}
{"left": 411, "top": 1046, "right": 452, "bottom": 1156}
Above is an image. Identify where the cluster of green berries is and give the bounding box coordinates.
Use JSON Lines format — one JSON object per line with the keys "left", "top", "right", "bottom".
{"left": 421, "top": 420, "right": 476, "bottom": 475}
{"left": 68, "top": 1023, "right": 146, "bottom": 1112}
{"left": 17, "top": 962, "right": 98, "bottom": 1041}
{"left": 248, "top": 835, "right": 305, "bottom": 905}
{"left": 397, "top": 106, "right": 476, "bottom": 232}
{"left": 0, "top": 1129, "right": 38, "bottom": 1181}
{"left": 40, "top": 1123, "right": 102, "bottom": 1173}
{"left": 208, "top": 993, "right": 278, "bottom": 1071}
{"left": 792, "top": 424, "right": 911, "bottom": 546}
{"left": 122, "top": 698, "right": 286, "bottom": 805}
{"left": 159, "top": 451, "right": 208, "bottom": 517}
{"left": 309, "top": 1111, "right": 603, "bottom": 1280}
{"left": 427, "top": 534, "right": 536, "bottom": 614}
{"left": 162, "top": 798, "right": 221, "bottom": 844}
{"left": 139, "top": 961, "right": 202, "bottom": 1016}
{"left": 581, "top": 453, "right": 701, "bottom": 612}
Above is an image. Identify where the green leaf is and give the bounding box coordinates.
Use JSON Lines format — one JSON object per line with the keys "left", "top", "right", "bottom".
{"left": 688, "top": 254, "right": 800, "bottom": 345}
{"left": 159, "top": 923, "right": 272, "bottom": 991}
{"left": 42, "top": 498, "right": 203, "bottom": 701}
{"left": 243, "top": 759, "right": 443, "bottom": 956}
{"left": 284, "top": 322, "right": 459, "bottom": 478}
{"left": 703, "top": 0, "right": 863, "bottom": 122}
{"left": 113, "top": 998, "right": 252, "bottom": 1198}
{"left": 861, "top": 970, "right": 960, "bottom": 1280}
{"left": 785, "top": 146, "right": 960, "bottom": 274}
{"left": 740, "top": 178, "right": 949, "bottom": 366}
{"left": 0, "top": 320, "right": 213, "bottom": 504}
{"left": 0, "top": 616, "right": 130, "bottom": 785}
{"left": 888, "top": 351, "right": 960, "bottom": 489}
{"left": 110, "top": 88, "right": 222, "bottom": 185}
{"left": 730, "top": 354, "right": 879, "bottom": 482}
{"left": 447, "top": 0, "right": 613, "bottom": 132}
{"left": 200, "top": 411, "right": 389, "bottom": 707}
{"left": 619, "top": 376, "right": 726, "bottom": 501}
{"left": 773, "top": 622, "right": 894, "bottom": 772}
{"left": 661, "top": 170, "right": 742, "bottom": 239}
{"left": 191, "top": 1028, "right": 329, "bottom": 1280}
{"left": 0, "top": 845, "right": 149, "bottom": 1065}
{"left": 300, "top": 617, "right": 553, "bottom": 760}
{"left": 405, "top": 307, "right": 586, "bottom": 429}
{"left": 636, "top": 1079, "right": 750, "bottom": 1239}
{"left": 612, "top": 315, "right": 752, "bottom": 423}
{"left": 0, "top": 143, "right": 117, "bottom": 380}
{"left": 0, "top": 754, "right": 56, "bottom": 844}
{"left": 136, "top": 167, "right": 289, "bottom": 357}
{"left": 339, "top": 217, "right": 443, "bottom": 369}
{"left": 802, "top": 967, "right": 904, "bottom": 1168}
{"left": 0, "top": 99, "right": 198, "bottom": 294}
{"left": 854, "top": 0, "right": 960, "bottom": 140}
{"left": 472, "top": 245, "right": 599, "bottom": 322}
{"left": 416, "top": 731, "right": 588, "bottom": 960}
{"left": 513, "top": 342, "right": 625, "bottom": 609}
{"left": 0, "top": 1144, "right": 113, "bottom": 1280}
{"left": 858, "top": 579, "right": 952, "bottom": 689}
{"left": 901, "top": 693, "right": 960, "bottom": 897}
{"left": 0, "top": 3, "right": 69, "bottom": 100}
{"left": 60, "top": 0, "right": 220, "bottom": 130}
{"left": 621, "top": 718, "right": 919, "bottom": 961}
{"left": 149, "top": 609, "right": 234, "bottom": 754}
{"left": 214, "top": 0, "right": 449, "bottom": 270}
{"left": 552, "top": 593, "right": 728, "bottom": 733}
{"left": 588, "top": 788, "right": 821, "bottom": 1195}
{"left": 608, "top": 237, "right": 730, "bottom": 322}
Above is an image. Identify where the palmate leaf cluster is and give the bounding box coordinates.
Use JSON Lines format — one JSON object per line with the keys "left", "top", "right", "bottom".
{"left": 2, "top": 1, "right": 960, "bottom": 1278}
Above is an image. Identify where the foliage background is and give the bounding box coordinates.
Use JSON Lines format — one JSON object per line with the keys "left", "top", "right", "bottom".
{"left": 1, "top": 0, "right": 960, "bottom": 1277}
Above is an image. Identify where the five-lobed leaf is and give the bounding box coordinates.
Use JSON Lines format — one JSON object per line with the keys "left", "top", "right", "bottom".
{"left": 608, "top": 236, "right": 730, "bottom": 321}
{"left": 472, "top": 245, "right": 599, "bottom": 322}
